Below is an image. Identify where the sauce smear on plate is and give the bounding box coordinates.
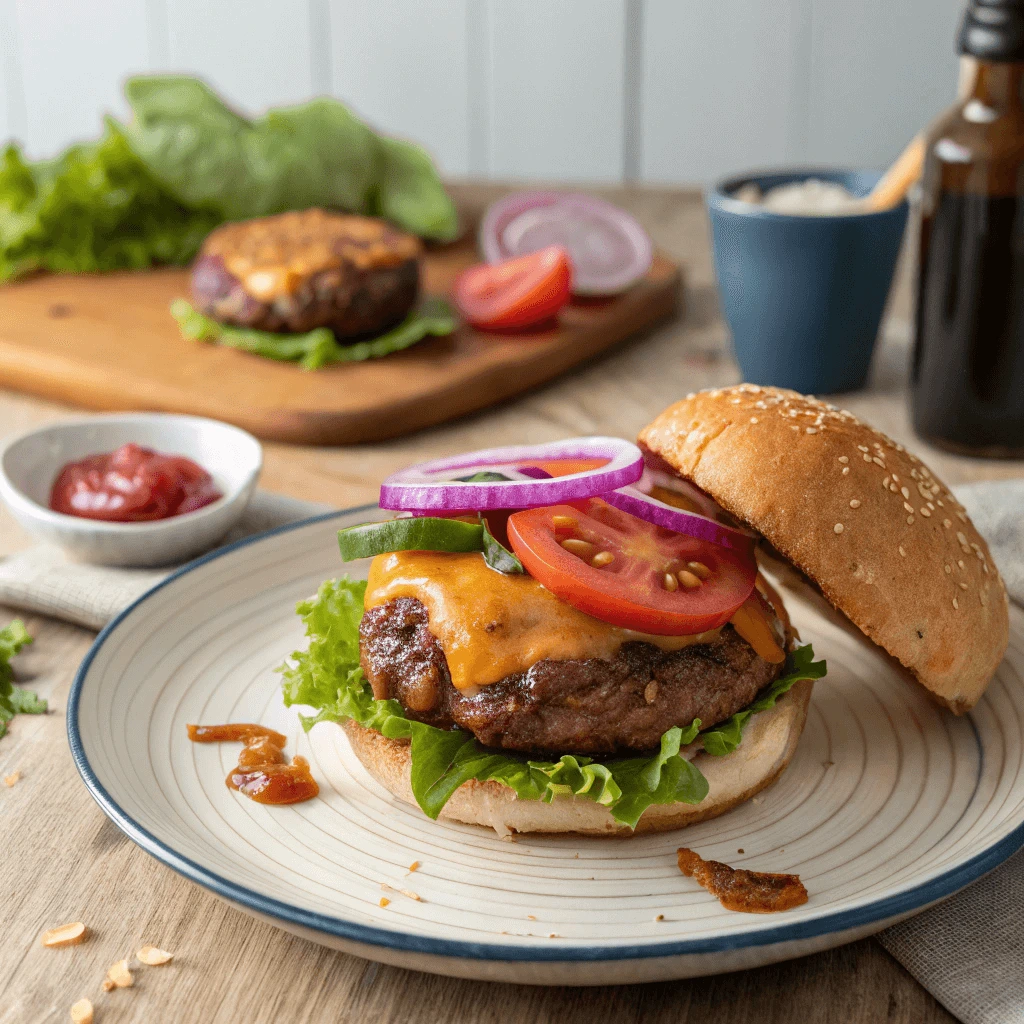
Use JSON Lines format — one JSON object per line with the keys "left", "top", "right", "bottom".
{"left": 50, "top": 443, "right": 221, "bottom": 522}
{"left": 187, "top": 724, "right": 319, "bottom": 805}
{"left": 677, "top": 848, "right": 808, "bottom": 913}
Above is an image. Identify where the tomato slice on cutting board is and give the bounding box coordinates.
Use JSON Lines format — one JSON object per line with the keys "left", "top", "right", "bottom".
{"left": 507, "top": 499, "right": 757, "bottom": 635}
{"left": 454, "top": 245, "right": 572, "bottom": 330}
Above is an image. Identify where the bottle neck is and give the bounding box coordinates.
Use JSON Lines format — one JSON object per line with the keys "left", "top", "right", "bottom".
{"left": 960, "top": 55, "right": 1024, "bottom": 110}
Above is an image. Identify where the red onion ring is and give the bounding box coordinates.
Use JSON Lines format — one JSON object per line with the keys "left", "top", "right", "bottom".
{"left": 479, "top": 191, "right": 565, "bottom": 265}
{"left": 379, "top": 438, "right": 643, "bottom": 512}
{"left": 603, "top": 484, "right": 755, "bottom": 552}
{"left": 479, "top": 191, "right": 654, "bottom": 296}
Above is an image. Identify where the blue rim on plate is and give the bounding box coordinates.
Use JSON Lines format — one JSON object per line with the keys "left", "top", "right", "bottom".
{"left": 67, "top": 506, "right": 1024, "bottom": 964}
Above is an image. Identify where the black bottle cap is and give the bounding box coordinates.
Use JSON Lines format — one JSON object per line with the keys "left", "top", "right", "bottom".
{"left": 959, "top": 0, "right": 1024, "bottom": 61}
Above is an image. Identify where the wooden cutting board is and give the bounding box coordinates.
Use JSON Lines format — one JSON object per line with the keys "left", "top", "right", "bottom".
{"left": 0, "top": 234, "right": 680, "bottom": 445}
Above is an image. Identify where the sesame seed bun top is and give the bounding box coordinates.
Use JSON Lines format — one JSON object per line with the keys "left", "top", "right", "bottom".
{"left": 639, "top": 385, "right": 1009, "bottom": 713}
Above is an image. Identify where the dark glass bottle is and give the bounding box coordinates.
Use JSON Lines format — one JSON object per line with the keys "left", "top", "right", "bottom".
{"left": 911, "top": 0, "right": 1024, "bottom": 456}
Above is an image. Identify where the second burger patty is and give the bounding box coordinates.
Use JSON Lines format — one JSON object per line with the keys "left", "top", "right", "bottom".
{"left": 359, "top": 597, "right": 782, "bottom": 756}
{"left": 191, "top": 210, "right": 421, "bottom": 338}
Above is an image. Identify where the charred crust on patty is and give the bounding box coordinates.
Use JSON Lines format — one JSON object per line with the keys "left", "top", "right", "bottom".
{"left": 359, "top": 597, "right": 784, "bottom": 756}
{"left": 190, "top": 209, "right": 422, "bottom": 338}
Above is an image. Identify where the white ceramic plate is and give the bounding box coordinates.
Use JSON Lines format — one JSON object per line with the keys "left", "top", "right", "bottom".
{"left": 69, "top": 507, "right": 1024, "bottom": 985}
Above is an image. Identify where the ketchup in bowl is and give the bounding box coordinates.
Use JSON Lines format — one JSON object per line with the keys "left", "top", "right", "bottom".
{"left": 49, "top": 443, "right": 222, "bottom": 522}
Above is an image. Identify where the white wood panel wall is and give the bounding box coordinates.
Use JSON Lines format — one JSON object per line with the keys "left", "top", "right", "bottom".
{"left": 804, "top": 0, "right": 963, "bottom": 167}
{"left": 485, "top": 0, "right": 628, "bottom": 183}
{"left": 329, "top": 0, "right": 472, "bottom": 176}
{"left": 0, "top": 0, "right": 15, "bottom": 144}
{"left": 639, "top": 0, "right": 806, "bottom": 184}
{"left": 14, "top": 0, "right": 150, "bottom": 157}
{"left": 163, "top": 0, "right": 317, "bottom": 113}
{"left": 0, "top": 0, "right": 966, "bottom": 183}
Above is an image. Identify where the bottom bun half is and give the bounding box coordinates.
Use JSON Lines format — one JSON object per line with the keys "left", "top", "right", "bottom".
{"left": 342, "top": 679, "right": 814, "bottom": 837}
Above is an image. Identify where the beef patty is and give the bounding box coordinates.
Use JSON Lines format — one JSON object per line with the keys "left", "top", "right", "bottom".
{"left": 359, "top": 597, "right": 782, "bottom": 755}
{"left": 191, "top": 209, "right": 421, "bottom": 338}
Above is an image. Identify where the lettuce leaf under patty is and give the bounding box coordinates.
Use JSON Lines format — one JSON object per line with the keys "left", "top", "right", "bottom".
{"left": 280, "top": 577, "right": 825, "bottom": 829}
{"left": 171, "top": 297, "right": 456, "bottom": 370}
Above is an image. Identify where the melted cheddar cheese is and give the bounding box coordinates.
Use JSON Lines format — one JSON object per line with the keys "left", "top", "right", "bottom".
{"left": 730, "top": 594, "right": 786, "bottom": 664}
{"left": 202, "top": 209, "right": 421, "bottom": 301}
{"left": 365, "top": 552, "right": 724, "bottom": 690}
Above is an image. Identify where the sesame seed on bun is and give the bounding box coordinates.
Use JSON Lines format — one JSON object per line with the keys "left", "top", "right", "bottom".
{"left": 639, "top": 385, "right": 1009, "bottom": 713}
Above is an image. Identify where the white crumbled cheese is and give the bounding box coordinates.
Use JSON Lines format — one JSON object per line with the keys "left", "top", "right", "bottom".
{"left": 733, "top": 178, "right": 861, "bottom": 217}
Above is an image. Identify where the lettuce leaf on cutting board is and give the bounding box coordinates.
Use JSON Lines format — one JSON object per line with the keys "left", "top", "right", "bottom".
{"left": 0, "top": 75, "right": 458, "bottom": 283}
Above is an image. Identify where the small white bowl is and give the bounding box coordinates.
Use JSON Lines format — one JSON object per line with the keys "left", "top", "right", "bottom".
{"left": 0, "top": 414, "right": 262, "bottom": 567}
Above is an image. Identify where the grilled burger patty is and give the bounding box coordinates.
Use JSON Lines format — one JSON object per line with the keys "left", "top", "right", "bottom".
{"left": 359, "top": 597, "right": 782, "bottom": 755}
{"left": 191, "top": 209, "right": 421, "bottom": 338}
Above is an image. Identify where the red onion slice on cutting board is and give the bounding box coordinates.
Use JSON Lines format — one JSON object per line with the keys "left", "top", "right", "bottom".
{"left": 479, "top": 192, "right": 654, "bottom": 296}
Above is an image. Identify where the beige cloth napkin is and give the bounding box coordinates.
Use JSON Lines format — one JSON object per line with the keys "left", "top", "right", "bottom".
{"left": 1, "top": 482, "right": 1021, "bottom": 1021}
{"left": 876, "top": 479, "right": 1024, "bottom": 1024}
{"left": 0, "top": 490, "right": 332, "bottom": 630}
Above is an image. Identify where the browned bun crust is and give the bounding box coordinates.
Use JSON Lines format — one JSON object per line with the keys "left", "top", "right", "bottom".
{"left": 639, "top": 385, "right": 1009, "bottom": 713}
{"left": 342, "top": 679, "right": 812, "bottom": 836}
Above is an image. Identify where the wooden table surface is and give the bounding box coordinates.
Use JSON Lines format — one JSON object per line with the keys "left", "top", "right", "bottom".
{"left": 3, "top": 184, "right": 1021, "bottom": 1024}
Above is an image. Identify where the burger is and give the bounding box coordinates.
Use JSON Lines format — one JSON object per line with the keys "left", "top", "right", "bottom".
{"left": 191, "top": 208, "right": 422, "bottom": 338}
{"left": 281, "top": 386, "right": 1009, "bottom": 835}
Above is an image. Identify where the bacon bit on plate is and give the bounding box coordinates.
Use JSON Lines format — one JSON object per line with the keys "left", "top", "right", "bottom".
{"left": 677, "top": 848, "right": 808, "bottom": 914}
{"left": 381, "top": 881, "right": 421, "bottom": 902}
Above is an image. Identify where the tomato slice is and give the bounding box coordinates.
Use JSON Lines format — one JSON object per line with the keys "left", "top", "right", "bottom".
{"left": 507, "top": 499, "right": 757, "bottom": 635}
{"left": 454, "top": 245, "right": 571, "bottom": 330}
{"left": 525, "top": 457, "right": 608, "bottom": 477}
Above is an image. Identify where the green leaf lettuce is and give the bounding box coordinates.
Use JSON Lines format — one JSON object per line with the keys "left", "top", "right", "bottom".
{"left": 0, "top": 75, "right": 458, "bottom": 284}
{"left": 171, "top": 297, "right": 456, "bottom": 370}
{"left": 280, "top": 576, "right": 825, "bottom": 829}
{"left": 0, "top": 619, "right": 46, "bottom": 740}
{"left": 121, "top": 76, "right": 457, "bottom": 239}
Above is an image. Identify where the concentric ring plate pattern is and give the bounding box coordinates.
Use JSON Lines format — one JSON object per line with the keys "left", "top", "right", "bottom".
{"left": 69, "top": 508, "right": 1024, "bottom": 985}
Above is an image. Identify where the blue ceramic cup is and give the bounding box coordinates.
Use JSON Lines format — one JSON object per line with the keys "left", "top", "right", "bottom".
{"left": 707, "top": 170, "right": 908, "bottom": 394}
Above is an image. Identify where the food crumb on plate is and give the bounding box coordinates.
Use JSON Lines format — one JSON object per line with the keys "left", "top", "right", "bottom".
{"left": 678, "top": 848, "right": 808, "bottom": 914}
{"left": 4, "top": 770, "right": 21, "bottom": 787}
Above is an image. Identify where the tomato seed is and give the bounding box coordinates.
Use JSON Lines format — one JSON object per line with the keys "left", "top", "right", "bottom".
{"left": 591, "top": 551, "right": 614, "bottom": 567}
{"left": 687, "top": 561, "right": 711, "bottom": 580}
{"left": 561, "top": 538, "right": 596, "bottom": 558}
{"left": 552, "top": 515, "right": 578, "bottom": 529}
{"left": 677, "top": 570, "right": 702, "bottom": 589}
{"left": 663, "top": 573, "right": 679, "bottom": 592}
